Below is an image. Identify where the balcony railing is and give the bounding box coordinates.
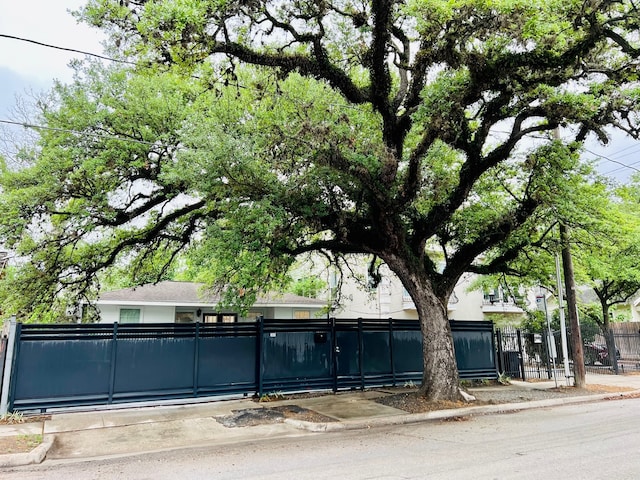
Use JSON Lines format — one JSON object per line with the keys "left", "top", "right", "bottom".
{"left": 482, "top": 295, "right": 525, "bottom": 314}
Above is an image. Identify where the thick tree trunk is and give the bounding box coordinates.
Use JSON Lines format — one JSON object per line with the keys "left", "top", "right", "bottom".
{"left": 398, "top": 273, "right": 461, "bottom": 401}
{"left": 601, "top": 303, "right": 619, "bottom": 373}
{"left": 383, "top": 253, "right": 462, "bottom": 402}
{"left": 417, "top": 293, "right": 462, "bottom": 401}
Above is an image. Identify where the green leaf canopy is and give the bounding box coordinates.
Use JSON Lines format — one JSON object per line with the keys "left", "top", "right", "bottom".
{"left": 1, "top": 0, "right": 639, "bottom": 399}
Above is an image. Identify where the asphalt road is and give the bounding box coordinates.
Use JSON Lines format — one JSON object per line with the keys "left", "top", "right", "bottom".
{"left": 4, "top": 398, "right": 640, "bottom": 480}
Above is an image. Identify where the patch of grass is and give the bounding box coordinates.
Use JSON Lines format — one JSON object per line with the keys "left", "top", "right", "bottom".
{"left": 0, "top": 413, "right": 50, "bottom": 425}
{"left": 0, "top": 434, "right": 43, "bottom": 454}
{"left": 258, "top": 391, "right": 286, "bottom": 402}
{"left": 0, "top": 412, "right": 24, "bottom": 425}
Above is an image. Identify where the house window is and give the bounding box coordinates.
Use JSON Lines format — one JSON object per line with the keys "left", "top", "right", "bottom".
{"left": 483, "top": 289, "right": 502, "bottom": 304}
{"left": 176, "top": 312, "right": 195, "bottom": 323}
{"left": 203, "top": 313, "right": 238, "bottom": 323}
{"left": 119, "top": 308, "right": 140, "bottom": 324}
{"left": 203, "top": 313, "right": 218, "bottom": 323}
{"left": 294, "top": 310, "right": 311, "bottom": 320}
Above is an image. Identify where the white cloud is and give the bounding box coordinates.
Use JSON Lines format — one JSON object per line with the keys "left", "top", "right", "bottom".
{"left": 0, "top": 0, "right": 105, "bottom": 83}
{"left": 0, "top": 2, "right": 106, "bottom": 156}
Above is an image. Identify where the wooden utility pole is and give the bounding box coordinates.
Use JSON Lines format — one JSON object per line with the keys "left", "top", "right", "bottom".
{"left": 560, "top": 223, "right": 585, "bottom": 388}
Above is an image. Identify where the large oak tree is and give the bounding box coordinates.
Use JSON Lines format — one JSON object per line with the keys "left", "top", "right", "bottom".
{"left": 1, "top": 1, "right": 640, "bottom": 401}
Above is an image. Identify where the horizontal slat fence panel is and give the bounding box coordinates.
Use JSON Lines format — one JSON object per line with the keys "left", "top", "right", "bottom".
{"left": 7, "top": 319, "right": 497, "bottom": 411}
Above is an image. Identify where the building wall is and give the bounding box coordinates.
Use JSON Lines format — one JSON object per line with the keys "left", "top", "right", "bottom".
{"left": 97, "top": 304, "right": 325, "bottom": 323}
{"left": 448, "top": 276, "right": 486, "bottom": 321}
{"left": 250, "top": 306, "right": 326, "bottom": 320}
{"left": 97, "top": 304, "right": 176, "bottom": 323}
{"left": 331, "top": 274, "right": 420, "bottom": 320}
{"left": 317, "top": 261, "right": 527, "bottom": 322}
{"left": 331, "top": 268, "right": 488, "bottom": 320}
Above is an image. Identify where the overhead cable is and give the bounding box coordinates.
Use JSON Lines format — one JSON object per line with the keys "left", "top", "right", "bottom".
{"left": 0, "top": 33, "right": 136, "bottom": 66}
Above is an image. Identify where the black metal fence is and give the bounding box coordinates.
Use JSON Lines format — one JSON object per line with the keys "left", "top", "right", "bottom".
{"left": 495, "top": 327, "right": 556, "bottom": 380}
{"left": 4, "top": 318, "right": 497, "bottom": 412}
{"left": 0, "top": 335, "right": 7, "bottom": 390}
{"left": 495, "top": 324, "right": 640, "bottom": 380}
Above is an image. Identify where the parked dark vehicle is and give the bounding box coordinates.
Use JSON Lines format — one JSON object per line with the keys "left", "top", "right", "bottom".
{"left": 584, "top": 342, "right": 621, "bottom": 366}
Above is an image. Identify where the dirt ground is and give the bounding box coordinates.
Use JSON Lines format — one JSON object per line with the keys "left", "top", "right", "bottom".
{"left": 0, "top": 414, "right": 49, "bottom": 455}
{"left": 220, "top": 382, "right": 635, "bottom": 426}
{"left": 0, "top": 433, "right": 42, "bottom": 454}
{"left": 374, "top": 383, "right": 633, "bottom": 414}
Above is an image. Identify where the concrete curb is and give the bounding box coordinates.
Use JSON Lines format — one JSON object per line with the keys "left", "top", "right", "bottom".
{"left": 0, "top": 434, "right": 55, "bottom": 468}
{"left": 286, "top": 389, "right": 640, "bottom": 432}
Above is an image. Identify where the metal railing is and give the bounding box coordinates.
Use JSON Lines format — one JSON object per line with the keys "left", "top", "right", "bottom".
{"left": 495, "top": 324, "right": 640, "bottom": 381}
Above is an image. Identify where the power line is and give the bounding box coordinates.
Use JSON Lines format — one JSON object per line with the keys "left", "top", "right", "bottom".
{"left": 584, "top": 148, "right": 640, "bottom": 174}
{"left": 0, "top": 33, "right": 360, "bottom": 111}
{"left": 0, "top": 118, "right": 164, "bottom": 148}
{"left": 598, "top": 145, "right": 640, "bottom": 175}
{"left": 0, "top": 33, "right": 136, "bottom": 66}
{"left": 3, "top": 32, "right": 639, "bottom": 173}
{"left": 601, "top": 155, "right": 640, "bottom": 176}
{"left": 599, "top": 141, "right": 640, "bottom": 159}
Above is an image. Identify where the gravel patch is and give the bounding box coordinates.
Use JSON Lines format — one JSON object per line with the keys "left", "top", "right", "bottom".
{"left": 374, "top": 383, "right": 633, "bottom": 413}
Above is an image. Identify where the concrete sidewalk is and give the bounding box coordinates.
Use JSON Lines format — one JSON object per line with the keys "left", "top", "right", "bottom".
{"left": 2, "top": 373, "right": 640, "bottom": 467}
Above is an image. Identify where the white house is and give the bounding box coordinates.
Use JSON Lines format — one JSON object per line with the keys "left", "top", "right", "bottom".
{"left": 327, "top": 263, "right": 528, "bottom": 322}
{"left": 94, "top": 281, "right": 327, "bottom": 323}
{"left": 93, "top": 265, "right": 530, "bottom": 324}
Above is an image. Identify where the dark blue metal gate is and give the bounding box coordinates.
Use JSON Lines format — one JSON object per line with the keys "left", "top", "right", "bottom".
{"left": 5, "top": 318, "right": 497, "bottom": 412}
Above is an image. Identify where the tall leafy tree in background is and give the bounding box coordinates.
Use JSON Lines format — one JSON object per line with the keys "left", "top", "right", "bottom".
{"left": 580, "top": 178, "right": 640, "bottom": 362}
{"left": 1, "top": 1, "right": 640, "bottom": 401}
{"left": 565, "top": 181, "right": 640, "bottom": 346}
{"left": 474, "top": 174, "right": 640, "bottom": 375}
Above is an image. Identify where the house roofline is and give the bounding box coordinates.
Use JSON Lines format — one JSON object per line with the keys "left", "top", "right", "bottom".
{"left": 95, "top": 300, "right": 326, "bottom": 309}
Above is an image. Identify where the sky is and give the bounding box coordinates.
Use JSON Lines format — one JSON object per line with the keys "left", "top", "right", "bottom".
{"left": 0, "top": 1, "right": 639, "bottom": 183}
{"left": 0, "top": 1, "right": 105, "bottom": 104}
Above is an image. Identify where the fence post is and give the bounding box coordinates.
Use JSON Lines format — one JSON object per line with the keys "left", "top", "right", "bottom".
{"left": 256, "top": 316, "right": 264, "bottom": 397}
{"left": 516, "top": 329, "right": 526, "bottom": 381}
{"left": 193, "top": 322, "right": 200, "bottom": 397}
{"left": 543, "top": 333, "right": 553, "bottom": 379}
{"left": 0, "top": 337, "right": 5, "bottom": 396}
{"left": 357, "top": 318, "right": 365, "bottom": 390}
{"left": 331, "top": 317, "right": 338, "bottom": 393}
{"left": 609, "top": 329, "right": 620, "bottom": 375}
{"left": 495, "top": 329, "right": 504, "bottom": 374}
{"left": 7, "top": 321, "right": 22, "bottom": 413}
{"left": 0, "top": 318, "right": 17, "bottom": 415}
{"left": 107, "top": 322, "right": 119, "bottom": 404}
{"left": 388, "top": 318, "right": 396, "bottom": 387}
